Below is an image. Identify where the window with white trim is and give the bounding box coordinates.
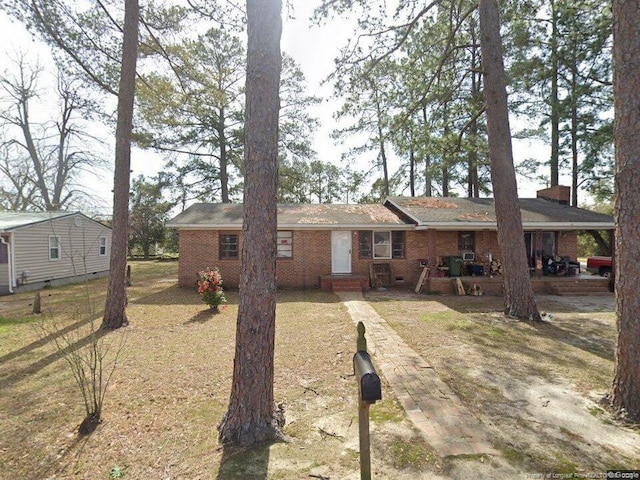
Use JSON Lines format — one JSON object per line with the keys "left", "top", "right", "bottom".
{"left": 49, "top": 235, "right": 61, "bottom": 261}
{"left": 277, "top": 231, "right": 293, "bottom": 258}
{"left": 359, "top": 231, "right": 405, "bottom": 259}
{"left": 373, "top": 232, "right": 392, "bottom": 259}
{"left": 99, "top": 236, "right": 107, "bottom": 256}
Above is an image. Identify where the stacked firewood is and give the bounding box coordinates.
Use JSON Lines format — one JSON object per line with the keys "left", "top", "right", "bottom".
{"left": 490, "top": 259, "right": 503, "bottom": 275}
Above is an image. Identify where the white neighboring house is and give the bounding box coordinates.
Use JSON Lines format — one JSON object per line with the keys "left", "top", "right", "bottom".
{"left": 0, "top": 212, "right": 112, "bottom": 295}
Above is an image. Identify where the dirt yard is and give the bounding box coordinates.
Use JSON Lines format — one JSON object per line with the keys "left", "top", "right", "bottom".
{"left": 0, "top": 261, "right": 637, "bottom": 479}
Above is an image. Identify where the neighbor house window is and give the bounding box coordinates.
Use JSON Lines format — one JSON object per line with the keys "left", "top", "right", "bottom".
{"left": 0, "top": 242, "right": 7, "bottom": 264}
{"left": 458, "top": 232, "right": 475, "bottom": 252}
{"left": 277, "top": 231, "right": 293, "bottom": 258}
{"left": 99, "top": 236, "right": 107, "bottom": 256}
{"left": 359, "top": 231, "right": 405, "bottom": 259}
{"left": 49, "top": 235, "right": 61, "bottom": 261}
{"left": 219, "top": 233, "right": 239, "bottom": 259}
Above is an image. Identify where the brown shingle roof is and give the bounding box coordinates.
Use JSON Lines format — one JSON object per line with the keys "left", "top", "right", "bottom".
{"left": 386, "top": 196, "right": 614, "bottom": 229}
{"left": 167, "top": 203, "right": 413, "bottom": 229}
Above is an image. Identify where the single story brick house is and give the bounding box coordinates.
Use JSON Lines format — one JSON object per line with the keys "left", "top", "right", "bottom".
{"left": 0, "top": 212, "right": 111, "bottom": 295}
{"left": 167, "top": 186, "right": 614, "bottom": 292}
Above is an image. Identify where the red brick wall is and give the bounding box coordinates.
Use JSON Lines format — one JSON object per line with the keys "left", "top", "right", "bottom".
{"left": 276, "top": 230, "right": 331, "bottom": 288}
{"left": 557, "top": 231, "right": 578, "bottom": 260}
{"left": 350, "top": 230, "right": 427, "bottom": 287}
{"left": 178, "top": 229, "right": 243, "bottom": 288}
{"left": 177, "top": 228, "right": 579, "bottom": 289}
{"left": 179, "top": 229, "right": 332, "bottom": 289}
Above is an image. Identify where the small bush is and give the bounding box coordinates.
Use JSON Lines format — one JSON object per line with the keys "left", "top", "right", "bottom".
{"left": 197, "top": 268, "right": 227, "bottom": 311}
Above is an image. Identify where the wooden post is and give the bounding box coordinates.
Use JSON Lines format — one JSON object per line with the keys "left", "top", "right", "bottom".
{"left": 126, "top": 265, "right": 131, "bottom": 287}
{"left": 356, "top": 321, "right": 372, "bottom": 480}
{"left": 357, "top": 321, "right": 367, "bottom": 352}
{"left": 33, "top": 291, "right": 41, "bottom": 314}
{"left": 359, "top": 400, "right": 372, "bottom": 480}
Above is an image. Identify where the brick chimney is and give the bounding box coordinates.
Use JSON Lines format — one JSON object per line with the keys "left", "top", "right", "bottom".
{"left": 536, "top": 185, "right": 570, "bottom": 205}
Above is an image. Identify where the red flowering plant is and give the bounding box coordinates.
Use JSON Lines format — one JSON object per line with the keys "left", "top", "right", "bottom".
{"left": 197, "top": 268, "right": 227, "bottom": 311}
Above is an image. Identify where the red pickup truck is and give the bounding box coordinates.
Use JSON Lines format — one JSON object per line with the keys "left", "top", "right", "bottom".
{"left": 586, "top": 256, "right": 612, "bottom": 277}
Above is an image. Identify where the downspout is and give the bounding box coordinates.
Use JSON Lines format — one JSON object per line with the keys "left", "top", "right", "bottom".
{"left": 1, "top": 234, "right": 13, "bottom": 294}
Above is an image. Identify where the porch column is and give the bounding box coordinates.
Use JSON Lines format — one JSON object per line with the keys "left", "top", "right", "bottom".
{"left": 482, "top": 229, "right": 491, "bottom": 271}
{"left": 426, "top": 229, "right": 437, "bottom": 267}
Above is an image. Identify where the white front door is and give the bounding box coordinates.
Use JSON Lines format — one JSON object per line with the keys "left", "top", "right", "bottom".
{"left": 331, "top": 231, "right": 352, "bottom": 274}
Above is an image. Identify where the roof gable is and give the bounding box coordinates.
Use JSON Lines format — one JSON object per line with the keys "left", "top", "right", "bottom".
{"left": 385, "top": 196, "right": 614, "bottom": 230}
{"left": 0, "top": 212, "right": 109, "bottom": 231}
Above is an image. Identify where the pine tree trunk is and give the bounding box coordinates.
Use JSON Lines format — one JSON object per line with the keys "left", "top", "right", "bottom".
{"left": 218, "top": 0, "right": 283, "bottom": 446}
{"left": 218, "top": 106, "right": 230, "bottom": 203}
{"left": 608, "top": 0, "right": 640, "bottom": 422}
{"left": 102, "top": 0, "right": 138, "bottom": 330}
{"left": 479, "top": 0, "right": 540, "bottom": 321}
{"left": 550, "top": 0, "right": 560, "bottom": 186}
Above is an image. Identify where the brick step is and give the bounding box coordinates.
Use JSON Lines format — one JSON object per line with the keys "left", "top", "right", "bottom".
{"left": 555, "top": 291, "right": 611, "bottom": 296}
{"left": 548, "top": 285, "right": 611, "bottom": 295}
{"left": 331, "top": 279, "right": 364, "bottom": 293}
{"left": 333, "top": 286, "right": 363, "bottom": 292}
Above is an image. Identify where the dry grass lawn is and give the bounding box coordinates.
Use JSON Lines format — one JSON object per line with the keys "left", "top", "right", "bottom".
{"left": 0, "top": 261, "right": 638, "bottom": 479}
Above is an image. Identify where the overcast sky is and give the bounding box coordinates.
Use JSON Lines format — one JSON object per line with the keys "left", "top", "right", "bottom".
{"left": 0, "top": 3, "right": 559, "bottom": 212}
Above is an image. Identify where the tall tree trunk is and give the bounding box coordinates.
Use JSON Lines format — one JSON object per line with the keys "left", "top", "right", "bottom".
{"left": 422, "top": 106, "right": 432, "bottom": 196}
{"left": 218, "top": 106, "right": 230, "bottom": 203}
{"left": 102, "top": 0, "right": 139, "bottom": 330}
{"left": 372, "top": 86, "right": 390, "bottom": 197}
{"left": 608, "top": 0, "right": 640, "bottom": 422}
{"left": 479, "top": 0, "right": 540, "bottom": 321}
{"left": 409, "top": 143, "right": 416, "bottom": 197}
{"left": 468, "top": 26, "right": 481, "bottom": 198}
{"left": 570, "top": 52, "right": 579, "bottom": 207}
{"left": 218, "top": 0, "right": 284, "bottom": 446}
{"left": 550, "top": 0, "right": 560, "bottom": 186}
{"left": 442, "top": 99, "right": 450, "bottom": 197}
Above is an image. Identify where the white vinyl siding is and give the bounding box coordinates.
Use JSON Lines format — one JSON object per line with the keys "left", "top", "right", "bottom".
{"left": 12, "top": 214, "right": 111, "bottom": 286}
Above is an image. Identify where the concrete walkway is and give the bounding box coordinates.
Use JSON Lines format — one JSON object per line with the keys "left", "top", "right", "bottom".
{"left": 337, "top": 291, "right": 498, "bottom": 458}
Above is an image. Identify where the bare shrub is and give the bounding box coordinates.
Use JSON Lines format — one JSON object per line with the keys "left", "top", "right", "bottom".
{"left": 39, "top": 295, "right": 126, "bottom": 434}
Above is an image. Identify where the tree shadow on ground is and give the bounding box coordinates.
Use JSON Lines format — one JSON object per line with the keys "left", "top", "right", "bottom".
{"left": 529, "top": 319, "right": 614, "bottom": 361}
{"left": 129, "top": 284, "right": 202, "bottom": 306}
{"left": 215, "top": 444, "right": 270, "bottom": 480}
{"left": 0, "top": 317, "right": 89, "bottom": 365}
{"left": 27, "top": 428, "right": 92, "bottom": 480}
{"left": 0, "top": 320, "right": 109, "bottom": 391}
{"left": 365, "top": 287, "right": 615, "bottom": 314}
{"left": 131, "top": 284, "right": 342, "bottom": 307}
{"left": 185, "top": 309, "right": 221, "bottom": 324}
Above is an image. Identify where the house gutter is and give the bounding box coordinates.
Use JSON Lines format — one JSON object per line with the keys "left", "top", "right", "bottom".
{"left": 415, "top": 222, "right": 615, "bottom": 231}
{"left": 167, "top": 223, "right": 415, "bottom": 230}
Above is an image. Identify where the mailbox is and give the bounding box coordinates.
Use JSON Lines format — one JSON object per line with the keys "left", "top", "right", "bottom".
{"left": 353, "top": 351, "right": 382, "bottom": 404}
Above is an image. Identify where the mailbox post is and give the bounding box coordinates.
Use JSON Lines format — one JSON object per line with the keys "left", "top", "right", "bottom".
{"left": 353, "top": 321, "right": 381, "bottom": 480}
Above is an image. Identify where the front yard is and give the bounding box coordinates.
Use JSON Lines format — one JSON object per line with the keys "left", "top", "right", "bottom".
{"left": 0, "top": 261, "right": 636, "bottom": 479}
